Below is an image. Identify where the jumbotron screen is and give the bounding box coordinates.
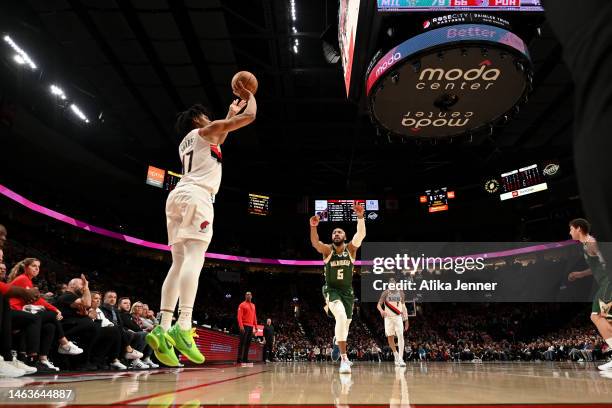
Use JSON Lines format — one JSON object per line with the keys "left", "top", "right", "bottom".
{"left": 499, "top": 164, "right": 548, "bottom": 201}
{"left": 248, "top": 194, "right": 270, "bottom": 216}
{"left": 314, "top": 199, "right": 380, "bottom": 222}
{"left": 377, "top": 0, "right": 544, "bottom": 12}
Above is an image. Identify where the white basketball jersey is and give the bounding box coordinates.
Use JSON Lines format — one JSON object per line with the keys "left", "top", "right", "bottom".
{"left": 175, "top": 129, "right": 222, "bottom": 195}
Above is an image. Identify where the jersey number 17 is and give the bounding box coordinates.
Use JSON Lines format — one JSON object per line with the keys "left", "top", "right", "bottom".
{"left": 182, "top": 151, "right": 194, "bottom": 174}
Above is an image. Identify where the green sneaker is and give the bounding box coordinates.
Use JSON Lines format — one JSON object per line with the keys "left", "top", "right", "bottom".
{"left": 146, "top": 326, "right": 180, "bottom": 367}
{"left": 167, "top": 324, "right": 205, "bottom": 364}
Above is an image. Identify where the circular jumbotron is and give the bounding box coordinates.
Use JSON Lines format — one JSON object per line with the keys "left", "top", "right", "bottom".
{"left": 366, "top": 23, "right": 533, "bottom": 139}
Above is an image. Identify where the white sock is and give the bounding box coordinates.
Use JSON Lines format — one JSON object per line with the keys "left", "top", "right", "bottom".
{"left": 160, "top": 311, "right": 173, "bottom": 331}
{"left": 393, "top": 351, "right": 399, "bottom": 360}
{"left": 177, "top": 306, "right": 193, "bottom": 330}
{"left": 606, "top": 338, "right": 612, "bottom": 348}
{"left": 341, "top": 353, "right": 348, "bottom": 362}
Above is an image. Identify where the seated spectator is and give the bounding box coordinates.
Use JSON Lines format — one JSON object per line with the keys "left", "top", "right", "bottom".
{"left": 56, "top": 275, "right": 119, "bottom": 370}
{"left": 118, "top": 297, "right": 156, "bottom": 368}
{"left": 89, "top": 292, "right": 126, "bottom": 370}
{"left": 0, "top": 262, "right": 6, "bottom": 283}
{"left": 142, "top": 304, "right": 158, "bottom": 327}
{"left": 0, "top": 280, "right": 39, "bottom": 377}
{"left": 131, "top": 302, "right": 154, "bottom": 333}
{"left": 8, "top": 259, "right": 83, "bottom": 363}
{"left": 100, "top": 291, "right": 144, "bottom": 364}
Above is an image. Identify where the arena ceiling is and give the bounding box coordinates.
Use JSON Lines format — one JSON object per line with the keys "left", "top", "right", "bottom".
{"left": 1, "top": 0, "right": 574, "bottom": 197}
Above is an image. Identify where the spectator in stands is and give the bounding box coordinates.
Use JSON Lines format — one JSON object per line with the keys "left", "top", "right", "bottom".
{"left": 100, "top": 291, "right": 143, "bottom": 364}
{"left": 142, "top": 304, "right": 158, "bottom": 327}
{"left": 263, "top": 318, "right": 274, "bottom": 363}
{"left": 237, "top": 291, "right": 258, "bottom": 364}
{"left": 131, "top": 302, "right": 154, "bottom": 333}
{"left": 0, "top": 262, "right": 6, "bottom": 282}
{"left": 8, "top": 258, "right": 83, "bottom": 360}
{"left": 0, "top": 280, "right": 40, "bottom": 377}
{"left": 89, "top": 292, "right": 126, "bottom": 370}
{"left": 0, "top": 224, "right": 6, "bottom": 251}
{"left": 52, "top": 283, "right": 67, "bottom": 305}
{"left": 56, "top": 275, "right": 117, "bottom": 370}
{"left": 118, "top": 297, "right": 155, "bottom": 368}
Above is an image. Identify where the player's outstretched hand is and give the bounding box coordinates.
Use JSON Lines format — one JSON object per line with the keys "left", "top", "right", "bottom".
{"left": 309, "top": 215, "right": 320, "bottom": 227}
{"left": 228, "top": 99, "right": 247, "bottom": 118}
{"left": 353, "top": 203, "right": 365, "bottom": 218}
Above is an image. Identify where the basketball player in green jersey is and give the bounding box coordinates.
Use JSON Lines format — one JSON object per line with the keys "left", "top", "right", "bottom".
{"left": 310, "top": 203, "right": 366, "bottom": 374}
{"left": 567, "top": 218, "right": 612, "bottom": 370}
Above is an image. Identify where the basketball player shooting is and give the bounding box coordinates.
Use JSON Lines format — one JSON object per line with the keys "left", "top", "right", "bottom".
{"left": 377, "top": 277, "right": 409, "bottom": 367}
{"left": 310, "top": 203, "right": 366, "bottom": 374}
{"left": 146, "top": 79, "right": 257, "bottom": 367}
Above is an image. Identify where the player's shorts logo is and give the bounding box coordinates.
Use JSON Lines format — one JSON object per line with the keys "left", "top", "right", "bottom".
{"left": 199, "top": 220, "right": 210, "bottom": 233}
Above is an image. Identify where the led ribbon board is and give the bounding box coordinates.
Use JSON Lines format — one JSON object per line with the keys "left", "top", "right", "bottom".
{"left": 366, "top": 24, "right": 531, "bottom": 139}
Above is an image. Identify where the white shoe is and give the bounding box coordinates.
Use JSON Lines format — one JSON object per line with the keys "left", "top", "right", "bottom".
{"left": 8, "top": 358, "right": 37, "bottom": 374}
{"left": 110, "top": 360, "right": 127, "bottom": 370}
{"left": 58, "top": 341, "right": 83, "bottom": 355}
{"left": 598, "top": 359, "right": 612, "bottom": 371}
{"left": 0, "top": 357, "right": 26, "bottom": 378}
{"left": 397, "top": 360, "right": 406, "bottom": 367}
{"left": 339, "top": 360, "right": 351, "bottom": 374}
{"left": 131, "top": 358, "right": 149, "bottom": 369}
{"left": 142, "top": 357, "right": 159, "bottom": 368}
{"left": 125, "top": 349, "right": 144, "bottom": 360}
{"left": 40, "top": 359, "right": 60, "bottom": 372}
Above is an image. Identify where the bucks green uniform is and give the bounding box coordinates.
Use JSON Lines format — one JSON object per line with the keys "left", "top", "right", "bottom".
{"left": 322, "top": 245, "right": 355, "bottom": 319}
{"left": 583, "top": 242, "right": 611, "bottom": 314}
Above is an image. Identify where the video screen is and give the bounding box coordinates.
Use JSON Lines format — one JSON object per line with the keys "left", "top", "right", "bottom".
{"left": 314, "top": 199, "right": 380, "bottom": 222}
{"left": 377, "top": 0, "right": 544, "bottom": 12}
{"left": 248, "top": 194, "right": 270, "bottom": 216}
{"left": 420, "top": 187, "right": 455, "bottom": 213}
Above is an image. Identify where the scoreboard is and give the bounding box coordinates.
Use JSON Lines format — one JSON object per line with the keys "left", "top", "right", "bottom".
{"left": 248, "top": 194, "right": 270, "bottom": 216}
{"left": 420, "top": 187, "right": 455, "bottom": 213}
{"left": 146, "top": 165, "right": 182, "bottom": 191}
{"left": 314, "top": 199, "right": 380, "bottom": 222}
{"left": 377, "top": 0, "right": 543, "bottom": 12}
{"left": 499, "top": 164, "right": 548, "bottom": 201}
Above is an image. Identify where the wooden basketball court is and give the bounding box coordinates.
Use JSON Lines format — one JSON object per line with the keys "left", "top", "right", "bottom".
{"left": 2, "top": 362, "right": 612, "bottom": 407}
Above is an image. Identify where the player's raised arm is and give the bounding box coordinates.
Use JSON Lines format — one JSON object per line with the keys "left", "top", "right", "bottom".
{"left": 348, "top": 203, "right": 366, "bottom": 254}
{"left": 310, "top": 215, "right": 332, "bottom": 256}
{"left": 198, "top": 84, "right": 257, "bottom": 145}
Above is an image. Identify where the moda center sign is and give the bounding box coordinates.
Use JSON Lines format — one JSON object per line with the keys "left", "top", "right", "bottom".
{"left": 366, "top": 22, "right": 532, "bottom": 139}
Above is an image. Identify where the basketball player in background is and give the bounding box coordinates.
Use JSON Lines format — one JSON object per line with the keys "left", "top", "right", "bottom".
{"left": 310, "top": 204, "right": 366, "bottom": 374}
{"left": 146, "top": 82, "right": 257, "bottom": 367}
{"left": 567, "top": 218, "right": 612, "bottom": 371}
{"left": 377, "top": 277, "right": 409, "bottom": 367}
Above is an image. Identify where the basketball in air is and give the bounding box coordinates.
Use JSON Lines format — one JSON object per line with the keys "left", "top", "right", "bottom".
{"left": 231, "top": 71, "right": 258, "bottom": 98}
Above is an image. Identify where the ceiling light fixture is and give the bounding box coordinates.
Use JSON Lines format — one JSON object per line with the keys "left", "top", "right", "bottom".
{"left": 3, "top": 35, "right": 37, "bottom": 70}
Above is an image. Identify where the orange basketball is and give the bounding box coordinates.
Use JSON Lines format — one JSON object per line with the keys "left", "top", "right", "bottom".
{"left": 231, "top": 71, "right": 258, "bottom": 98}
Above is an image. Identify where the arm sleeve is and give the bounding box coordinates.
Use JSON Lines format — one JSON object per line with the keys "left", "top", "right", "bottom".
{"left": 237, "top": 304, "right": 244, "bottom": 329}
{"left": 36, "top": 298, "right": 59, "bottom": 313}
{"left": 253, "top": 305, "right": 258, "bottom": 327}
{"left": 351, "top": 218, "right": 366, "bottom": 247}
